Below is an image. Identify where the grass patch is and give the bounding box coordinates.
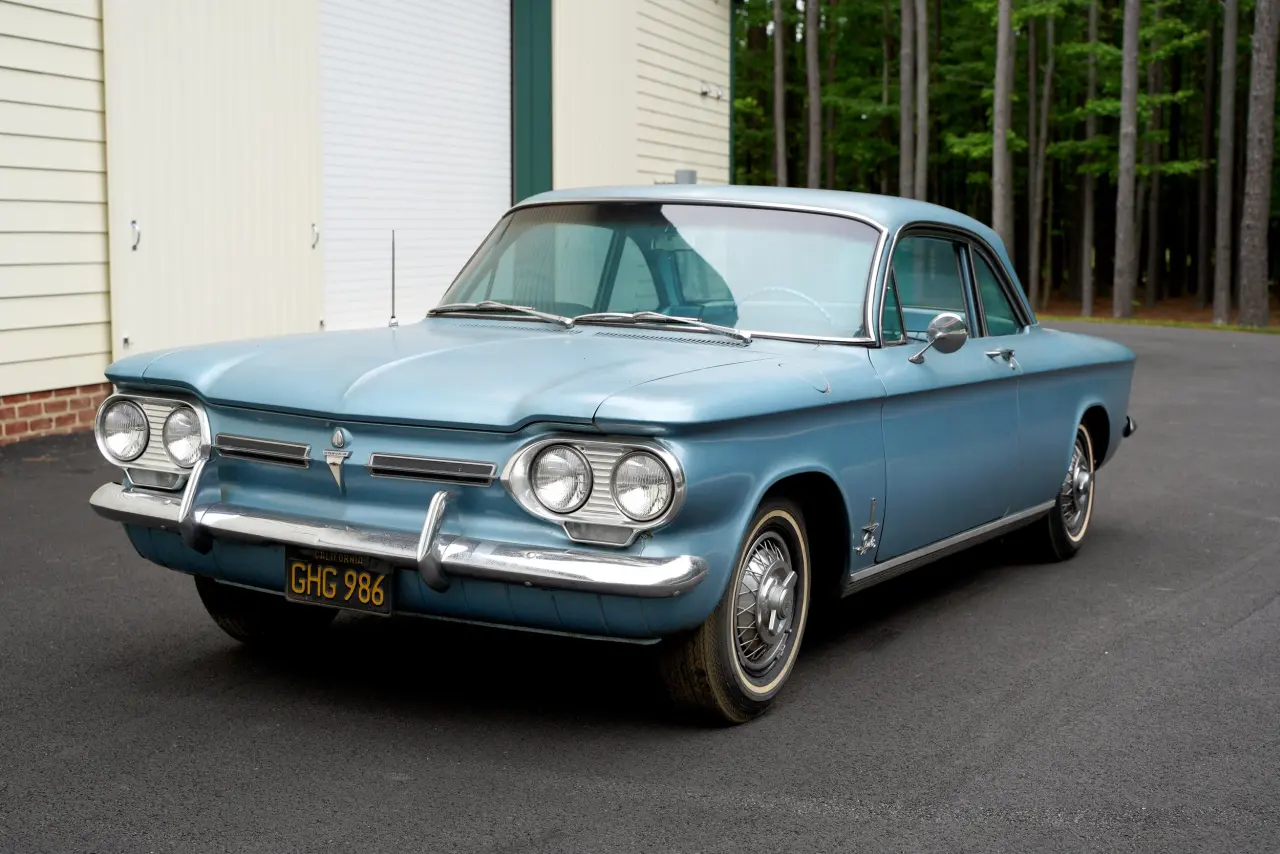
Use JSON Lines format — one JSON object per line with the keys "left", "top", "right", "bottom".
{"left": 1038, "top": 314, "right": 1280, "bottom": 334}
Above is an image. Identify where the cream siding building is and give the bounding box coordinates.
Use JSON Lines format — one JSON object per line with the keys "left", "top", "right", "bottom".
{"left": 0, "top": 0, "right": 731, "bottom": 444}
{"left": 0, "top": 0, "right": 110, "bottom": 411}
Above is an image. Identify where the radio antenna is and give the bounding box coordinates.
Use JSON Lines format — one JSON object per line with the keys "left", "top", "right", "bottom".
{"left": 388, "top": 229, "right": 398, "bottom": 328}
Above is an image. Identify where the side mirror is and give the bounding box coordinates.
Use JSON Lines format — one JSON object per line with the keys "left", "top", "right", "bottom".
{"left": 908, "top": 312, "right": 968, "bottom": 364}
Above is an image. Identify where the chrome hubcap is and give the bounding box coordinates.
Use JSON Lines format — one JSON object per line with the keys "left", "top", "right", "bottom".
{"left": 734, "top": 532, "right": 797, "bottom": 673}
{"left": 1061, "top": 435, "right": 1093, "bottom": 537}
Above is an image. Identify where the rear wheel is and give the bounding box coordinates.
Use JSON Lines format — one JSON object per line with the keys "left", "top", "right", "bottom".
{"left": 1026, "top": 421, "right": 1096, "bottom": 562}
{"left": 659, "top": 498, "right": 811, "bottom": 725}
{"left": 194, "top": 576, "right": 336, "bottom": 646}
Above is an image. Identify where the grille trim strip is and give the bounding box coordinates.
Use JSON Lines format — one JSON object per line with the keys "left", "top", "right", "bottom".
{"left": 367, "top": 454, "right": 497, "bottom": 486}
{"left": 213, "top": 434, "right": 311, "bottom": 468}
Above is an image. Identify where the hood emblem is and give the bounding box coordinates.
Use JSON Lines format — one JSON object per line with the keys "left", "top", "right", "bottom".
{"left": 325, "top": 427, "right": 351, "bottom": 489}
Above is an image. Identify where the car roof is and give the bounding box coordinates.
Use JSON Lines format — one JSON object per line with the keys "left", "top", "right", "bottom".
{"left": 514, "top": 184, "right": 1006, "bottom": 250}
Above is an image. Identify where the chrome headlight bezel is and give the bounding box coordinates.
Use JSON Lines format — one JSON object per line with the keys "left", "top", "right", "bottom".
{"left": 161, "top": 405, "right": 203, "bottom": 469}
{"left": 93, "top": 392, "right": 210, "bottom": 487}
{"left": 502, "top": 435, "right": 686, "bottom": 547}
{"left": 95, "top": 399, "right": 149, "bottom": 463}
{"left": 529, "top": 444, "right": 593, "bottom": 514}
{"left": 610, "top": 450, "right": 675, "bottom": 522}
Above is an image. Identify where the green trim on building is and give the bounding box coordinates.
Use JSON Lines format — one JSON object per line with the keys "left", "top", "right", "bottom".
{"left": 729, "top": 0, "right": 737, "bottom": 184}
{"left": 512, "top": 0, "right": 553, "bottom": 203}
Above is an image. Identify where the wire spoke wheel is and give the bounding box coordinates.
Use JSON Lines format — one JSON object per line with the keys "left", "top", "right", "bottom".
{"left": 733, "top": 531, "right": 797, "bottom": 674}
{"left": 1059, "top": 430, "right": 1094, "bottom": 540}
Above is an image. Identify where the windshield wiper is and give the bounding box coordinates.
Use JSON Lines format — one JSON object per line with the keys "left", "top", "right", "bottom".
{"left": 428, "top": 301, "right": 573, "bottom": 328}
{"left": 572, "top": 311, "right": 751, "bottom": 345}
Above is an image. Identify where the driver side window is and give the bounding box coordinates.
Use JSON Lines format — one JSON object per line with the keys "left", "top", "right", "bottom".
{"left": 891, "top": 236, "right": 970, "bottom": 336}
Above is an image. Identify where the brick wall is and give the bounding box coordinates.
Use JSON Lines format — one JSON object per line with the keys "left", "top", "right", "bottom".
{"left": 0, "top": 383, "right": 112, "bottom": 446}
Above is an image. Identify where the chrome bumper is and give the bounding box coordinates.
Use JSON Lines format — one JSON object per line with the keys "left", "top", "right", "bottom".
{"left": 89, "top": 475, "right": 707, "bottom": 599}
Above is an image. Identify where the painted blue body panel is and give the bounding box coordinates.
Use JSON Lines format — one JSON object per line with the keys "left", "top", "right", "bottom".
{"left": 101, "top": 187, "right": 1135, "bottom": 641}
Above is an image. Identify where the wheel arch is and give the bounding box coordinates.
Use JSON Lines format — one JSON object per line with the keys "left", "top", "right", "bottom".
{"left": 756, "top": 468, "right": 851, "bottom": 601}
{"left": 1078, "top": 402, "right": 1112, "bottom": 467}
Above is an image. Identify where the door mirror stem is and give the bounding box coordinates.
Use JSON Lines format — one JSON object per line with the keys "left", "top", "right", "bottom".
{"left": 908, "top": 312, "right": 969, "bottom": 364}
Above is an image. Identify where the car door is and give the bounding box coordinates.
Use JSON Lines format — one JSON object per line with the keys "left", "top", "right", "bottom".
{"left": 867, "top": 232, "right": 1021, "bottom": 560}
{"left": 964, "top": 240, "right": 1070, "bottom": 514}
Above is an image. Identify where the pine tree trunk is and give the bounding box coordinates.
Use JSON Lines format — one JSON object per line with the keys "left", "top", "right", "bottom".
{"left": 1145, "top": 6, "right": 1163, "bottom": 307}
{"left": 1028, "top": 17, "right": 1038, "bottom": 292}
{"left": 1042, "top": 157, "right": 1055, "bottom": 310}
{"left": 1081, "top": 0, "right": 1099, "bottom": 317}
{"left": 881, "top": 0, "right": 892, "bottom": 194}
{"left": 1112, "top": 0, "right": 1141, "bottom": 318}
{"left": 913, "top": 0, "right": 929, "bottom": 200}
{"left": 1028, "top": 16, "right": 1055, "bottom": 310}
{"left": 1237, "top": 0, "right": 1279, "bottom": 327}
{"left": 992, "top": 0, "right": 1016, "bottom": 259}
{"left": 1213, "top": 0, "right": 1239, "bottom": 323}
{"left": 825, "top": 2, "right": 838, "bottom": 190}
{"left": 805, "top": 0, "right": 822, "bottom": 188}
{"left": 773, "top": 0, "right": 788, "bottom": 187}
{"left": 1197, "top": 22, "right": 1216, "bottom": 308}
{"left": 880, "top": 0, "right": 890, "bottom": 193}
{"left": 899, "top": 0, "right": 915, "bottom": 196}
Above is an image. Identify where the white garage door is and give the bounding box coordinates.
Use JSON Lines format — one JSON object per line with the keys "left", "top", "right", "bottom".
{"left": 319, "top": 0, "right": 512, "bottom": 331}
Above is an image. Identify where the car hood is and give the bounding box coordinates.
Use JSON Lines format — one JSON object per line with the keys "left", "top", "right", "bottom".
{"left": 105, "top": 319, "right": 778, "bottom": 431}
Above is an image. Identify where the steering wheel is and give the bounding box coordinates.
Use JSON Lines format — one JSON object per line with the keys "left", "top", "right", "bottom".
{"left": 736, "top": 287, "right": 838, "bottom": 329}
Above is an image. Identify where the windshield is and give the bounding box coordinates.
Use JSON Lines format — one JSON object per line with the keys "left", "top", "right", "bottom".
{"left": 438, "top": 202, "right": 881, "bottom": 339}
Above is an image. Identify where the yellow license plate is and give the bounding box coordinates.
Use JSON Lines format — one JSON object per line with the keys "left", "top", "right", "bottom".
{"left": 283, "top": 547, "right": 392, "bottom": 615}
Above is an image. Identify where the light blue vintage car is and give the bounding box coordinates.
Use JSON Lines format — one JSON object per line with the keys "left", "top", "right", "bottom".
{"left": 89, "top": 185, "right": 1137, "bottom": 724}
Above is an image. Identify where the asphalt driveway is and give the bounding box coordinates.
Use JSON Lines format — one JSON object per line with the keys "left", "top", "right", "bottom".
{"left": 2, "top": 321, "right": 1278, "bottom": 853}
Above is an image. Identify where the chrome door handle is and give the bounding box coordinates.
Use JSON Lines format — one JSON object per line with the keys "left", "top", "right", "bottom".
{"left": 311, "top": 223, "right": 320, "bottom": 249}
{"left": 130, "top": 220, "right": 141, "bottom": 251}
{"left": 985, "top": 348, "right": 1017, "bottom": 370}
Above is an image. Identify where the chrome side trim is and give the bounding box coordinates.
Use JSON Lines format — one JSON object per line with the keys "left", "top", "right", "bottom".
{"left": 213, "top": 434, "right": 311, "bottom": 468}
{"left": 89, "top": 482, "right": 708, "bottom": 599}
{"left": 368, "top": 453, "right": 497, "bottom": 486}
{"left": 842, "top": 500, "right": 1056, "bottom": 596}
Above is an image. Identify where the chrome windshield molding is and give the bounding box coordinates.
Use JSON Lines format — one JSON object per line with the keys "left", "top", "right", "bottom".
{"left": 508, "top": 195, "right": 888, "bottom": 233}
{"left": 94, "top": 392, "right": 211, "bottom": 474}
{"left": 367, "top": 453, "right": 496, "bottom": 486}
{"left": 87, "top": 482, "right": 707, "bottom": 599}
{"left": 491, "top": 197, "right": 889, "bottom": 345}
{"left": 841, "top": 500, "right": 1056, "bottom": 597}
{"left": 213, "top": 434, "right": 311, "bottom": 468}
{"left": 501, "top": 434, "right": 687, "bottom": 547}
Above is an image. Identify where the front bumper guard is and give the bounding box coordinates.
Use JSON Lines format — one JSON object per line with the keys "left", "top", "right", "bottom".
{"left": 89, "top": 469, "right": 707, "bottom": 600}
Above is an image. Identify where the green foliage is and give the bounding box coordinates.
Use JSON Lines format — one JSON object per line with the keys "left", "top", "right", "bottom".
{"left": 731, "top": 0, "right": 1276, "bottom": 252}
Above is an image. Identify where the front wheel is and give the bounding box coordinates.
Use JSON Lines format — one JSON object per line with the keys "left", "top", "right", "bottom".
{"left": 194, "top": 576, "right": 337, "bottom": 647}
{"left": 1027, "top": 421, "right": 1097, "bottom": 562}
{"left": 659, "top": 498, "right": 812, "bottom": 725}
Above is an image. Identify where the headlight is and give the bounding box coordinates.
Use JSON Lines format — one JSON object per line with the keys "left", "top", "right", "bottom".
{"left": 162, "top": 406, "right": 202, "bottom": 468}
{"left": 611, "top": 451, "right": 673, "bottom": 521}
{"left": 99, "top": 400, "right": 149, "bottom": 462}
{"left": 531, "top": 445, "right": 592, "bottom": 513}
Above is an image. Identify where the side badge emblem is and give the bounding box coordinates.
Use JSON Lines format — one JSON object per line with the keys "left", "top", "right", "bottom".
{"left": 855, "top": 497, "right": 879, "bottom": 556}
{"left": 325, "top": 428, "right": 351, "bottom": 490}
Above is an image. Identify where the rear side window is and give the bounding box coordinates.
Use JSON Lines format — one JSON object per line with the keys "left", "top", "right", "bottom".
{"left": 972, "top": 252, "right": 1022, "bottom": 336}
